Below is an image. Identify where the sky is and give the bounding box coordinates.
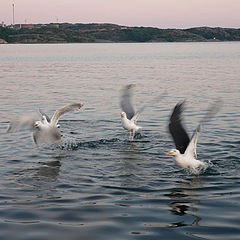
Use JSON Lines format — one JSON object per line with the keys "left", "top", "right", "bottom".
{"left": 1, "top": 0, "right": 240, "bottom": 29}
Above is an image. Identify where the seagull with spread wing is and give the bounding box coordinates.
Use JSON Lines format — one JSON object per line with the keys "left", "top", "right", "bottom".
{"left": 7, "top": 103, "right": 83, "bottom": 146}
{"left": 167, "top": 100, "right": 221, "bottom": 169}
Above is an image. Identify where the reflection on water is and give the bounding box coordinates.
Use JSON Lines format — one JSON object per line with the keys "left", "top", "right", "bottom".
{"left": 32, "top": 148, "right": 66, "bottom": 183}
{"left": 34, "top": 160, "right": 61, "bottom": 182}
{"left": 166, "top": 177, "right": 203, "bottom": 228}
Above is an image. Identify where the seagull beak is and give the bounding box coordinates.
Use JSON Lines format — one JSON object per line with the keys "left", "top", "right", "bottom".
{"left": 34, "top": 123, "right": 38, "bottom": 128}
{"left": 120, "top": 113, "right": 124, "bottom": 117}
{"left": 167, "top": 151, "right": 173, "bottom": 156}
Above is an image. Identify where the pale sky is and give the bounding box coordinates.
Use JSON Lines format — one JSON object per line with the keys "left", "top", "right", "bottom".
{"left": 1, "top": 0, "right": 240, "bottom": 28}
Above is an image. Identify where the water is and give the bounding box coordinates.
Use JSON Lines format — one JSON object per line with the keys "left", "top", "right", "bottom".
{"left": 0, "top": 42, "right": 240, "bottom": 240}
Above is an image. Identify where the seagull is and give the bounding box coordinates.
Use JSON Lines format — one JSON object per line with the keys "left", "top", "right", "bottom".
{"left": 167, "top": 100, "right": 221, "bottom": 170}
{"left": 7, "top": 103, "right": 83, "bottom": 146}
{"left": 120, "top": 111, "right": 142, "bottom": 141}
{"left": 120, "top": 84, "right": 144, "bottom": 140}
{"left": 120, "top": 84, "right": 167, "bottom": 141}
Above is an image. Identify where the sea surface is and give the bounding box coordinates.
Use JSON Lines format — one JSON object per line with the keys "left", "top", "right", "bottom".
{"left": 0, "top": 42, "right": 239, "bottom": 240}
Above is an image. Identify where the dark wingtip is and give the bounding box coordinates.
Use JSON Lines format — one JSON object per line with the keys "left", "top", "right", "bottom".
{"left": 170, "top": 100, "right": 186, "bottom": 122}
{"left": 196, "top": 124, "right": 201, "bottom": 132}
{"left": 126, "top": 84, "right": 135, "bottom": 89}
{"left": 6, "top": 125, "right": 12, "bottom": 133}
{"left": 122, "top": 84, "right": 135, "bottom": 91}
{"left": 176, "top": 100, "right": 186, "bottom": 109}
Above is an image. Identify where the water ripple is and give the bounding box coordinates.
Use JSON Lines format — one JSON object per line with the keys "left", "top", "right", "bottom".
{"left": 0, "top": 43, "right": 240, "bottom": 240}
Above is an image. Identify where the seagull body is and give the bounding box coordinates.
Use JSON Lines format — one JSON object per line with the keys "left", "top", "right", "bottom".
{"left": 120, "top": 112, "right": 142, "bottom": 141}
{"left": 33, "top": 115, "right": 62, "bottom": 145}
{"left": 172, "top": 153, "right": 205, "bottom": 169}
{"left": 167, "top": 101, "right": 206, "bottom": 169}
{"left": 8, "top": 103, "right": 83, "bottom": 146}
{"left": 167, "top": 132, "right": 205, "bottom": 169}
{"left": 120, "top": 84, "right": 144, "bottom": 140}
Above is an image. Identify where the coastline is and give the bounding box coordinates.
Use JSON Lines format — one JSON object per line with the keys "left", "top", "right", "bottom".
{"left": 1, "top": 23, "right": 240, "bottom": 44}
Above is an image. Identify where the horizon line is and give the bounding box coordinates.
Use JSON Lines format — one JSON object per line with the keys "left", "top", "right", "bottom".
{"left": 2, "top": 22, "right": 240, "bottom": 30}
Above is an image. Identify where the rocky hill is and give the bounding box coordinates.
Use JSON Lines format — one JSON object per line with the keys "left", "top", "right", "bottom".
{"left": 0, "top": 23, "right": 239, "bottom": 43}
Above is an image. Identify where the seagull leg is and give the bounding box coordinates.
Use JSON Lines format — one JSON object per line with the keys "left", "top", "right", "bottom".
{"left": 132, "top": 130, "right": 135, "bottom": 141}
{"left": 129, "top": 131, "right": 132, "bottom": 141}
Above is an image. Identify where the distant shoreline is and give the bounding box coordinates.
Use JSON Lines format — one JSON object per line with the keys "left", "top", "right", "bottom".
{"left": 1, "top": 23, "right": 240, "bottom": 44}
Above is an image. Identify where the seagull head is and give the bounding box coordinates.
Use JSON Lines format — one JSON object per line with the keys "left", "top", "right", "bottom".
{"left": 167, "top": 149, "right": 180, "bottom": 156}
{"left": 120, "top": 112, "right": 127, "bottom": 119}
{"left": 34, "top": 121, "right": 42, "bottom": 129}
{"left": 34, "top": 119, "right": 49, "bottom": 129}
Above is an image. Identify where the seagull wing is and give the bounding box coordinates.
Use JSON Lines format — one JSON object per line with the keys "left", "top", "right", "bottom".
{"left": 7, "top": 114, "right": 39, "bottom": 133}
{"left": 130, "top": 89, "right": 167, "bottom": 124}
{"left": 184, "top": 125, "right": 200, "bottom": 159}
{"left": 130, "top": 106, "right": 144, "bottom": 124}
{"left": 200, "top": 99, "right": 222, "bottom": 125}
{"left": 38, "top": 109, "right": 51, "bottom": 122}
{"left": 50, "top": 103, "right": 83, "bottom": 125}
{"left": 168, "top": 101, "right": 190, "bottom": 154}
{"left": 120, "top": 84, "right": 136, "bottom": 120}
{"left": 184, "top": 99, "right": 222, "bottom": 158}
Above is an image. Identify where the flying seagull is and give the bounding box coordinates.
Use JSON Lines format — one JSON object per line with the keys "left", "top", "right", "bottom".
{"left": 120, "top": 84, "right": 166, "bottom": 141}
{"left": 120, "top": 84, "right": 144, "bottom": 141}
{"left": 167, "top": 100, "right": 221, "bottom": 169}
{"left": 7, "top": 103, "right": 83, "bottom": 146}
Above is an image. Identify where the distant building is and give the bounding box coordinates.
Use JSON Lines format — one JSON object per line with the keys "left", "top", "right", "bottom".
{"left": 47, "top": 23, "right": 60, "bottom": 29}
{"left": 14, "top": 24, "right": 34, "bottom": 29}
{"left": 22, "top": 24, "right": 34, "bottom": 28}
